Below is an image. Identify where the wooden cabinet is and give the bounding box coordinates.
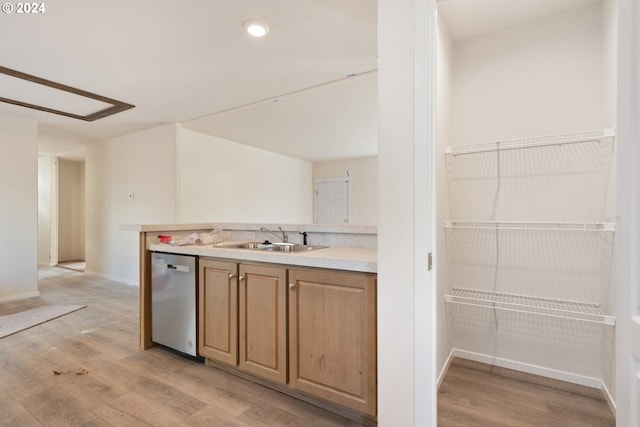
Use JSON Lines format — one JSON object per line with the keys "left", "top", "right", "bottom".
{"left": 288, "top": 268, "right": 377, "bottom": 416}
{"left": 199, "top": 259, "right": 377, "bottom": 418}
{"left": 238, "top": 263, "right": 288, "bottom": 384}
{"left": 198, "top": 259, "right": 238, "bottom": 366}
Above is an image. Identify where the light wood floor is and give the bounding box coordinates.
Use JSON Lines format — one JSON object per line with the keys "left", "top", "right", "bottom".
{"left": 0, "top": 267, "right": 617, "bottom": 427}
{"left": 57, "top": 261, "right": 86, "bottom": 272}
{"left": 0, "top": 267, "right": 363, "bottom": 427}
{"left": 438, "top": 358, "right": 616, "bottom": 427}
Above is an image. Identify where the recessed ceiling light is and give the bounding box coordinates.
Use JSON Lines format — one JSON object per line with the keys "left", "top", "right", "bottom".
{"left": 244, "top": 20, "right": 269, "bottom": 38}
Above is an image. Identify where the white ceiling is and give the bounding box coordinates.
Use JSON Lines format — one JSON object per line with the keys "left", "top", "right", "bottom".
{"left": 2, "top": 0, "right": 602, "bottom": 162}
{"left": 183, "top": 71, "right": 378, "bottom": 161}
{"left": 438, "top": 0, "right": 602, "bottom": 42}
{"left": 1, "top": 0, "right": 377, "bottom": 161}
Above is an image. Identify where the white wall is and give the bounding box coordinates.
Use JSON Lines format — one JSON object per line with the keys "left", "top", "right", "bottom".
{"left": 600, "top": 0, "right": 617, "bottom": 404}
{"left": 37, "top": 155, "right": 56, "bottom": 266}
{"left": 58, "top": 159, "right": 85, "bottom": 262}
{"left": 86, "top": 123, "right": 178, "bottom": 285}
{"left": 0, "top": 113, "right": 39, "bottom": 301}
{"left": 451, "top": 3, "right": 607, "bottom": 146}
{"left": 85, "top": 124, "right": 312, "bottom": 285}
{"left": 38, "top": 125, "right": 87, "bottom": 160}
{"left": 313, "top": 156, "right": 378, "bottom": 225}
{"left": 177, "top": 128, "right": 313, "bottom": 224}
{"left": 602, "top": 0, "right": 617, "bottom": 129}
{"left": 436, "top": 12, "right": 454, "bottom": 384}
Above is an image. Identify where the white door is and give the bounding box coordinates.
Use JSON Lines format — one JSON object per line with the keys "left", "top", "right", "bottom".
{"left": 616, "top": 1, "right": 640, "bottom": 425}
{"left": 314, "top": 178, "right": 350, "bottom": 224}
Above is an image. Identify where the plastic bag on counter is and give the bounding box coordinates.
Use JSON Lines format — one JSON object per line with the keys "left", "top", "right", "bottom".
{"left": 170, "top": 232, "right": 199, "bottom": 246}
{"left": 196, "top": 227, "right": 223, "bottom": 245}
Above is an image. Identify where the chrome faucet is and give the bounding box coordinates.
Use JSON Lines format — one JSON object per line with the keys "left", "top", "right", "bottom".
{"left": 260, "top": 226, "right": 288, "bottom": 243}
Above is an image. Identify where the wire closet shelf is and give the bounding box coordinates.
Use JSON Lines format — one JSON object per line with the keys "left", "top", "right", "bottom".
{"left": 443, "top": 128, "right": 616, "bottom": 156}
{"left": 445, "top": 288, "right": 616, "bottom": 326}
{"left": 443, "top": 128, "right": 617, "bottom": 328}
{"left": 444, "top": 221, "right": 616, "bottom": 232}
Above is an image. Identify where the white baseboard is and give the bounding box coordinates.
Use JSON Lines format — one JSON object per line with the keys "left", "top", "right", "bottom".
{"left": 450, "top": 348, "right": 617, "bottom": 413}
{"left": 600, "top": 378, "right": 617, "bottom": 416}
{"left": 452, "top": 348, "right": 603, "bottom": 390}
{"left": 84, "top": 271, "right": 139, "bottom": 287}
{"left": 437, "top": 348, "right": 456, "bottom": 390}
{"left": 0, "top": 290, "right": 40, "bottom": 302}
{"left": 441, "top": 348, "right": 617, "bottom": 414}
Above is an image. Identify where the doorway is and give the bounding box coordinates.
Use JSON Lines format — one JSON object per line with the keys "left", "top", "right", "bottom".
{"left": 37, "top": 156, "right": 86, "bottom": 272}
{"left": 433, "top": 0, "right": 618, "bottom": 424}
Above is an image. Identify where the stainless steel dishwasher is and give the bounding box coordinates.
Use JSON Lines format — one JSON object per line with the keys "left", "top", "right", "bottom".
{"left": 151, "top": 252, "right": 198, "bottom": 357}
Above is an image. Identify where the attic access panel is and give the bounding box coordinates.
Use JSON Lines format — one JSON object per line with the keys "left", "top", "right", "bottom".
{"left": 0, "top": 66, "right": 134, "bottom": 121}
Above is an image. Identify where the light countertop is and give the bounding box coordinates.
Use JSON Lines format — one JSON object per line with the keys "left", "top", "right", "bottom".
{"left": 121, "top": 223, "right": 219, "bottom": 232}
{"left": 123, "top": 222, "right": 377, "bottom": 235}
{"left": 147, "top": 242, "right": 377, "bottom": 273}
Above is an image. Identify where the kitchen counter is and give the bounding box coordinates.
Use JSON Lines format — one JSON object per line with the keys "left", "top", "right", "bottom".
{"left": 132, "top": 222, "right": 378, "bottom": 423}
{"left": 148, "top": 243, "right": 377, "bottom": 273}
{"left": 133, "top": 223, "right": 378, "bottom": 351}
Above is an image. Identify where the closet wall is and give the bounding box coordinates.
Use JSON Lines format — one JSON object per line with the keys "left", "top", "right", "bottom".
{"left": 450, "top": 4, "right": 609, "bottom": 145}
{"left": 437, "top": 0, "right": 617, "bottom": 402}
{"left": 436, "top": 13, "right": 454, "bottom": 385}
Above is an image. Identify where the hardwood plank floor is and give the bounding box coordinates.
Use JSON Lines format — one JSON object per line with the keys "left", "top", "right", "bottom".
{"left": 437, "top": 358, "right": 616, "bottom": 427}
{"left": 0, "top": 267, "right": 363, "bottom": 427}
{"left": 1, "top": 267, "right": 617, "bottom": 426}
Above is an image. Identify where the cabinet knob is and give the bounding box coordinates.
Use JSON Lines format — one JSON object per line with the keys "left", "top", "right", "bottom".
{"left": 289, "top": 283, "right": 296, "bottom": 289}
{"left": 239, "top": 275, "right": 245, "bottom": 281}
{"left": 228, "top": 273, "right": 236, "bottom": 279}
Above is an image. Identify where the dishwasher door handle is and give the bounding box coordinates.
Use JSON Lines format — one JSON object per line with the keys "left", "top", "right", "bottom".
{"left": 157, "top": 263, "right": 191, "bottom": 273}
{"left": 169, "top": 264, "right": 190, "bottom": 273}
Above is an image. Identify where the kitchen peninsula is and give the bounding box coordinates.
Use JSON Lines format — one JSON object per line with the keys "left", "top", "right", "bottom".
{"left": 127, "top": 222, "right": 378, "bottom": 423}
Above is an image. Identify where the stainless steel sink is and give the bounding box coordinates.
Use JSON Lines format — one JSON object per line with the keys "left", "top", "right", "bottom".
{"left": 213, "top": 241, "right": 328, "bottom": 252}
{"left": 264, "top": 243, "right": 328, "bottom": 252}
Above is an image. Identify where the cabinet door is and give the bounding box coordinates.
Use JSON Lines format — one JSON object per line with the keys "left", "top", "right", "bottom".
{"left": 238, "top": 263, "right": 287, "bottom": 384}
{"left": 199, "top": 259, "right": 238, "bottom": 366}
{"left": 288, "top": 268, "right": 377, "bottom": 416}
